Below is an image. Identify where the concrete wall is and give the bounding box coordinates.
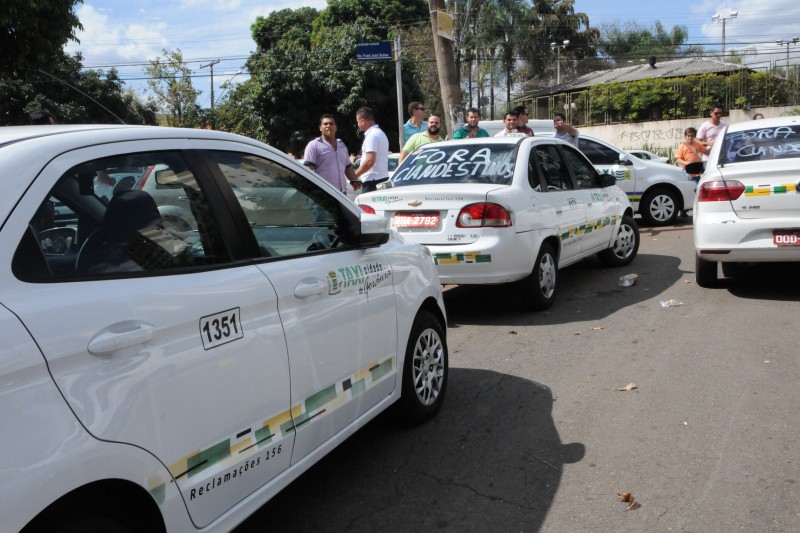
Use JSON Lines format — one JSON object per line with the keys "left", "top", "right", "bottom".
{"left": 580, "top": 105, "right": 799, "bottom": 153}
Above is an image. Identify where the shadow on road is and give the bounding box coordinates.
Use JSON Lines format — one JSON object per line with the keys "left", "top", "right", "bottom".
{"left": 714, "top": 262, "right": 800, "bottom": 301}
{"left": 443, "top": 253, "right": 686, "bottom": 327}
{"left": 234, "top": 369, "right": 584, "bottom": 532}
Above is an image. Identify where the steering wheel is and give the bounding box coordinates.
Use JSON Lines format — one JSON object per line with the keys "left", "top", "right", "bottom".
{"left": 308, "top": 229, "right": 341, "bottom": 251}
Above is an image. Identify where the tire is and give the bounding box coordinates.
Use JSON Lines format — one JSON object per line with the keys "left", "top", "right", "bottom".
{"left": 640, "top": 187, "right": 679, "bottom": 226}
{"left": 398, "top": 311, "right": 448, "bottom": 423}
{"left": 599, "top": 214, "right": 640, "bottom": 267}
{"left": 522, "top": 242, "right": 558, "bottom": 310}
{"left": 696, "top": 255, "right": 718, "bottom": 288}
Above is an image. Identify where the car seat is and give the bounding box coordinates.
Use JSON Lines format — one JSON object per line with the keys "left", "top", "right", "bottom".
{"left": 76, "top": 190, "right": 176, "bottom": 275}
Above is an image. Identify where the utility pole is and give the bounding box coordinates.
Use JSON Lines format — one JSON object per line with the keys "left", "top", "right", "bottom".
{"left": 428, "top": 0, "right": 462, "bottom": 135}
{"left": 777, "top": 38, "right": 799, "bottom": 79}
{"left": 200, "top": 59, "right": 221, "bottom": 109}
{"left": 711, "top": 11, "right": 738, "bottom": 60}
{"left": 550, "top": 40, "right": 569, "bottom": 85}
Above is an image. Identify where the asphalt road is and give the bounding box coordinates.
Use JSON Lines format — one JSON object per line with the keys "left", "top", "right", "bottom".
{"left": 236, "top": 217, "right": 800, "bottom": 533}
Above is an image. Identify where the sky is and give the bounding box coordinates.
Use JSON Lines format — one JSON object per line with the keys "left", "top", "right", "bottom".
{"left": 64, "top": 0, "right": 800, "bottom": 108}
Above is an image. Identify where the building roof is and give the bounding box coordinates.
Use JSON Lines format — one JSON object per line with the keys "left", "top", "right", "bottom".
{"left": 525, "top": 57, "right": 752, "bottom": 98}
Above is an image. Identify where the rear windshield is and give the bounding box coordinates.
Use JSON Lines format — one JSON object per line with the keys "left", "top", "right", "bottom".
{"left": 392, "top": 144, "right": 517, "bottom": 186}
{"left": 720, "top": 124, "right": 800, "bottom": 164}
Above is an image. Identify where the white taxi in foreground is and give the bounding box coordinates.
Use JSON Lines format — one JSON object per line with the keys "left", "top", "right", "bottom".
{"left": 0, "top": 125, "right": 447, "bottom": 532}
{"left": 356, "top": 137, "right": 639, "bottom": 310}
{"left": 689, "top": 117, "right": 800, "bottom": 287}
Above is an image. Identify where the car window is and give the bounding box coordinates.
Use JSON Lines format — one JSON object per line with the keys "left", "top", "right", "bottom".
{"left": 719, "top": 124, "right": 800, "bottom": 164}
{"left": 14, "top": 151, "right": 228, "bottom": 282}
{"left": 392, "top": 144, "right": 516, "bottom": 186}
{"left": 209, "top": 151, "right": 356, "bottom": 259}
{"left": 533, "top": 145, "right": 574, "bottom": 191}
{"left": 561, "top": 145, "right": 601, "bottom": 189}
{"left": 578, "top": 138, "right": 620, "bottom": 165}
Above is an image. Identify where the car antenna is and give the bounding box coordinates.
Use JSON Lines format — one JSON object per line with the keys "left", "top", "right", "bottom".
{"left": 37, "top": 69, "right": 127, "bottom": 125}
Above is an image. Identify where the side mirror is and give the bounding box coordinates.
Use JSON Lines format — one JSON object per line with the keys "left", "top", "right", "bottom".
{"left": 598, "top": 173, "right": 617, "bottom": 188}
{"left": 38, "top": 227, "right": 77, "bottom": 255}
{"left": 685, "top": 161, "right": 705, "bottom": 176}
{"left": 359, "top": 212, "right": 390, "bottom": 247}
{"left": 618, "top": 153, "right": 633, "bottom": 165}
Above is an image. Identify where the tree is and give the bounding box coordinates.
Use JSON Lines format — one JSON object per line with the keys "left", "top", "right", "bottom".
{"left": 251, "top": 7, "right": 320, "bottom": 53}
{"left": 1, "top": 50, "right": 157, "bottom": 126}
{"left": 597, "top": 21, "right": 702, "bottom": 66}
{"left": 311, "top": 0, "right": 428, "bottom": 43}
{"left": 454, "top": 0, "right": 599, "bottom": 112}
{"left": 1, "top": 0, "right": 83, "bottom": 79}
{"left": 247, "top": 23, "right": 410, "bottom": 154}
{"left": 144, "top": 49, "right": 202, "bottom": 128}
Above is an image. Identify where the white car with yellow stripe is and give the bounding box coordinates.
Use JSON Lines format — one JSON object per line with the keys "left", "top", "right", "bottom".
{"left": 690, "top": 116, "right": 800, "bottom": 287}
{"left": 356, "top": 137, "right": 639, "bottom": 310}
{"left": 577, "top": 135, "right": 697, "bottom": 226}
{"left": 0, "top": 125, "right": 447, "bottom": 532}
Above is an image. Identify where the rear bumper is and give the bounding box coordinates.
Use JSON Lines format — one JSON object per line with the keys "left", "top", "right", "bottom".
{"left": 423, "top": 232, "right": 539, "bottom": 284}
{"left": 694, "top": 211, "right": 800, "bottom": 262}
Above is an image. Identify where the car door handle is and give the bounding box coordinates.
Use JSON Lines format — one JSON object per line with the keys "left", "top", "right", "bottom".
{"left": 294, "top": 279, "right": 327, "bottom": 299}
{"left": 88, "top": 323, "right": 156, "bottom": 355}
{"left": 556, "top": 209, "right": 562, "bottom": 215}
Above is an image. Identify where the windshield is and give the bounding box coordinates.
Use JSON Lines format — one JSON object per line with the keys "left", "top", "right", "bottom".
{"left": 720, "top": 124, "right": 800, "bottom": 164}
{"left": 392, "top": 144, "right": 517, "bottom": 187}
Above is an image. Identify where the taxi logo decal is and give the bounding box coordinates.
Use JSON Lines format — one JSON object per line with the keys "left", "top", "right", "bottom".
{"left": 327, "top": 262, "right": 392, "bottom": 296}
{"left": 744, "top": 183, "right": 798, "bottom": 197}
{"left": 433, "top": 252, "right": 491, "bottom": 265}
{"left": 157, "top": 356, "right": 396, "bottom": 504}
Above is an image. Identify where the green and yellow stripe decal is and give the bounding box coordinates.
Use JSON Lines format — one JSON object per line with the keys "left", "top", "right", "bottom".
{"left": 148, "top": 356, "right": 395, "bottom": 503}
{"left": 434, "top": 251, "right": 492, "bottom": 265}
{"left": 560, "top": 214, "right": 621, "bottom": 241}
{"left": 744, "top": 183, "right": 797, "bottom": 196}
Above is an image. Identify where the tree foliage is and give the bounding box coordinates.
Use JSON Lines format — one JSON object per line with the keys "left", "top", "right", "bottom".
{"left": 144, "top": 49, "right": 203, "bottom": 128}
{"left": 251, "top": 7, "right": 320, "bottom": 53}
{"left": 596, "top": 21, "right": 702, "bottom": 66}
{"left": 455, "top": 0, "right": 598, "bottom": 113}
{"left": 1, "top": 0, "right": 83, "bottom": 79}
{"left": 1, "top": 50, "right": 157, "bottom": 126}
{"left": 226, "top": 1, "right": 429, "bottom": 154}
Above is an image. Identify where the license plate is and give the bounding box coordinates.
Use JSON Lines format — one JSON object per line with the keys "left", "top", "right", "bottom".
{"left": 773, "top": 230, "right": 800, "bottom": 246}
{"left": 392, "top": 211, "right": 440, "bottom": 228}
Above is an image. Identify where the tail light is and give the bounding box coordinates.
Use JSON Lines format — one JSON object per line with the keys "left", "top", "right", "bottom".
{"left": 456, "top": 203, "right": 511, "bottom": 228}
{"left": 698, "top": 180, "right": 745, "bottom": 202}
{"left": 359, "top": 204, "right": 376, "bottom": 214}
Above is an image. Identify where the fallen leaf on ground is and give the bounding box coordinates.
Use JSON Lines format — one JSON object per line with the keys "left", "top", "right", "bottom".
{"left": 591, "top": 326, "right": 605, "bottom": 331}
{"left": 617, "top": 492, "right": 641, "bottom": 510}
{"left": 616, "top": 383, "right": 637, "bottom": 391}
{"left": 574, "top": 332, "right": 581, "bottom": 336}
{"left": 508, "top": 330, "right": 520, "bottom": 336}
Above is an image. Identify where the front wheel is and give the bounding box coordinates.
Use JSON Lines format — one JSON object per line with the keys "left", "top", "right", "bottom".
{"left": 599, "top": 214, "right": 640, "bottom": 267}
{"left": 398, "top": 311, "right": 448, "bottom": 423}
{"left": 640, "top": 187, "right": 679, "bottom": 226}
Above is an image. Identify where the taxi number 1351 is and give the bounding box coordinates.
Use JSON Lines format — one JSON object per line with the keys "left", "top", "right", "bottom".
{"left": 199, "top": 307, "right": 243, "bottom": 350}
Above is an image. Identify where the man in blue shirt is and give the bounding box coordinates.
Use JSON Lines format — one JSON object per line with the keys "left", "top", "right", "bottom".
{"left": 403, "top": 101, "right": 425, "bottom": 144}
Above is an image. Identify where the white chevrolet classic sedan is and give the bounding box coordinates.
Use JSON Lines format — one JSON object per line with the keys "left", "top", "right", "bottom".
{"left": 356, "top": 137, "right": 639, "bottom": 310}
{"left": 0, "top": 125, "right": 447, "bottom": 532}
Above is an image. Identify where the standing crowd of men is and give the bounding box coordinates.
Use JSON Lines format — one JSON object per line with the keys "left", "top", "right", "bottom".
{"left": 302, "top": 103, "right": 580, "bottom": 194}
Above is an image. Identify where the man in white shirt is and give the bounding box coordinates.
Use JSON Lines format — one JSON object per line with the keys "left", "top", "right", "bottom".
{"left": 697, "top": 103, "right": 727, "bottom": 160}
{"left": 494, "top": 111, "right": 524, "bottom": 137}
{"left": 354, "top": 107, "right": 390, "bottom": 193}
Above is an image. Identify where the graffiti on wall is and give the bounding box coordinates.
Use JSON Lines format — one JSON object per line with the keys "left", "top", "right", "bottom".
{"left": 618, "top": 127, "right": 686, "bottom": 145}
